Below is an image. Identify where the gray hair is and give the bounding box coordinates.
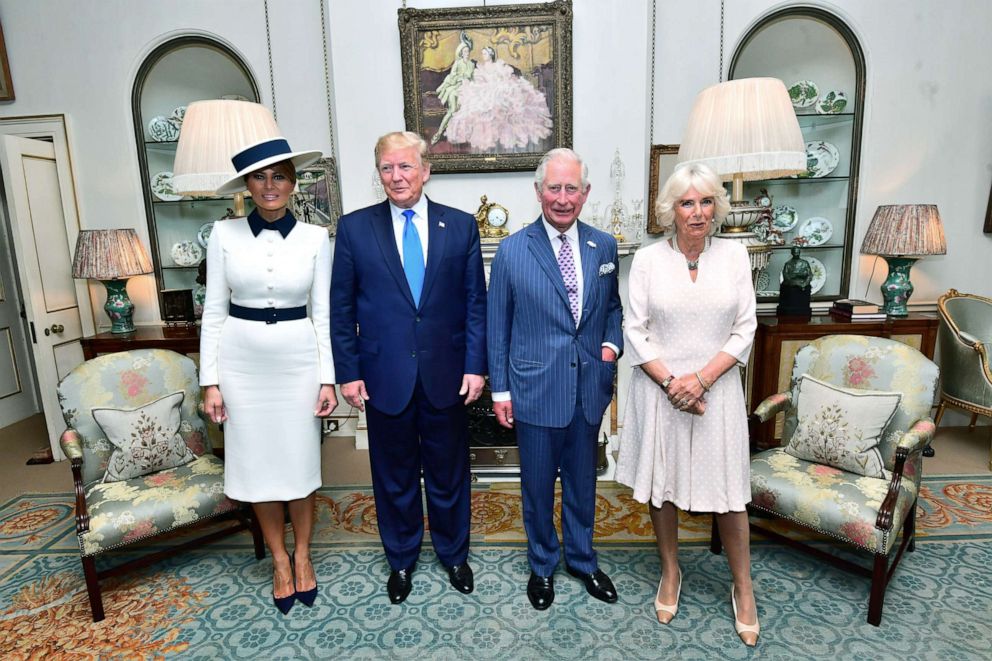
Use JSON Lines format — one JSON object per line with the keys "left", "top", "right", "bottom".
{"left": 375, "top": 131, "right": 429, "bottom": 167}
{"left": 655, "top": 163, "right": 730, "bottom": 235}
{"left": 534, "top": 148, "right": 589, "bottom": 191}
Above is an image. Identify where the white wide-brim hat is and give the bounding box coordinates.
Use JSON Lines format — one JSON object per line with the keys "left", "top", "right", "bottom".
{"left": 215, "top": 137, "right": 322, "bottom": 195}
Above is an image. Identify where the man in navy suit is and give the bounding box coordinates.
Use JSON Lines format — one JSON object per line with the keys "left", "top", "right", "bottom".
{"left": 331, "top": 131, "right": 486, "bottom": 604}
{"left": 488, "top": 148, "right": 623, "bottom": 610}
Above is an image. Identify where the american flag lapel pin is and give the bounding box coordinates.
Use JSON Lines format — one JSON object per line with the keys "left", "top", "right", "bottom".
{"left": 587, "top": 240, "right": 597, "bottom": 248}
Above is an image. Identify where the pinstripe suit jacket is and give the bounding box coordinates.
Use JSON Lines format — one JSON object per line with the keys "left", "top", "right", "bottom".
{"left": 487, "top": 218, "right": 623, "bottom": 427}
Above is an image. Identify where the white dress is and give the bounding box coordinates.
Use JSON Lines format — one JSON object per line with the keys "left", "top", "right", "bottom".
{"left": 199, "top": 216, "right": 334, "bottom": 502}
{"left": 615, "top": 238, "right": 757, "bottom": 512}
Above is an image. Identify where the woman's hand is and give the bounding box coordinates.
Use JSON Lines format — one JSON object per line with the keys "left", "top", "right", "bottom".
{"left": 203, "top": 385, "right": 228, "bottom": 423}
{"left": 314, "top": 384, "right": 338, "bottom": 417}
{"left": 666, "top": 374, "right": 706, "bottom": 413}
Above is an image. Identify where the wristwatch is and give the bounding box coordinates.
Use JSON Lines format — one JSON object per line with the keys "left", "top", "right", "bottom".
{"left": 660, "top": 375, "right": 674, "bottom": 391}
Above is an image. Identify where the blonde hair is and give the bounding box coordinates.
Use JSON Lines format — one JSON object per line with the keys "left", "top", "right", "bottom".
{"left": 374, "top": 131, "right": 429, "bottom": 167}
{"left": 654, "top": 163, "right": 730, "bottom": 236}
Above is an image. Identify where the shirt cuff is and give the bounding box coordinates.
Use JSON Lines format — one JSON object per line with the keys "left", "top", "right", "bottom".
{"left": 491, "top": 391, "right": 511, "bottom": 402}
{"left": 602, "top": 342, "right": 620, "bottom": 358}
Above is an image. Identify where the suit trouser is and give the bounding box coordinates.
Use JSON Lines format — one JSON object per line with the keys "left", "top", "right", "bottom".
{"left": 365, "top": 376, "right": 471, "bottom": 571}
{"left": 516, "top": 386, "right": 600, "bottom": 577}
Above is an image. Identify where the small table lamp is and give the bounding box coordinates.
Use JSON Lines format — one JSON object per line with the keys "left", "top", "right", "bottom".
{"left": 72, "top": 229, "right": 153, "bottom": 333}
{"left": 677, "top": 78, "right": 807, "bottom": 278}
{"left": 172, "top": 99, "right": 280, "bottom": 215}
{"left": 860, "top": 204, "right": 946, "bottom": 316}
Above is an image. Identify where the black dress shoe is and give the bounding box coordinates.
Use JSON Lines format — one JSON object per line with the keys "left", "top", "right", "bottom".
{"left": 527, "top": 572, "right": 555, "bottom": 610}
{"left": 447, "top": 562, "right": 474, "bottom": 594}
{"left": 566, "top": 566, "right": 618, "bottom": 603}
{"left": 387, "top": 566, "right": 415, "bottom": 604}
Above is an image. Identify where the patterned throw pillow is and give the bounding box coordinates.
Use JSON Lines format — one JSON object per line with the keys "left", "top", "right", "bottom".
{"left": 93, "top": 391, "right": 196, "bottom": 483}
{"left": 784, "top": 375, "right": 901, "bottom": 478}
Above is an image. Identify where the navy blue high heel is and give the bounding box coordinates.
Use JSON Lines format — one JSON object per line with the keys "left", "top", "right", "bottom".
{"left": 295, "top": 558, "right": 318, "bottom": 607}
{"left": 273, "top": 592, "right": 296, "bottom": 615}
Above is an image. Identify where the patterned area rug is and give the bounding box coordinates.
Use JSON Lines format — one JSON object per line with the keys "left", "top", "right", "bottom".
{"left": 0, "top": 475, "right": 990, "bottom": 659}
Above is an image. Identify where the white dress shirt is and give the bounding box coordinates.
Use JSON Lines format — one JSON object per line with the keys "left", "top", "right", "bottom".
{"left": 390, "top": 197, "right": 430, "bottom": 264}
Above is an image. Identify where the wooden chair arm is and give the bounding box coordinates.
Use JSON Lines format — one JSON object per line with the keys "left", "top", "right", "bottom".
{"left": 876, "top": 419, "right": 935, "bottom": 531}
{"left": 749, "top": 391, "right": 792, "bottom": 425}
{"left": 60, "top": 428, "right": 89, "bottom": 533}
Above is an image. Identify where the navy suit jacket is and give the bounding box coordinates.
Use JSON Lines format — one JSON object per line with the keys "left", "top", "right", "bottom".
{"left": 331, "top": 198, "right": 487, "bottom": 415}
{"left": 487, "top": 219, "right": 623, "bottom": 427}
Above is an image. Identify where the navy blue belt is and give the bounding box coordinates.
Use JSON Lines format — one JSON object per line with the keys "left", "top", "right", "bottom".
{"left": 229, "top": 303, "right": 307, "bottom": 324}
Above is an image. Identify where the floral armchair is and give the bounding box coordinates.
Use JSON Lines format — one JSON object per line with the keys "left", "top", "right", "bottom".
{"left": 738, "top": 335, "right": 938, "bottom": 626}
{"left": 57, "top": 349, "right": 263, "bottom": 622}
{"left": 935, "top": 289, "right": 991, "bottom": 468}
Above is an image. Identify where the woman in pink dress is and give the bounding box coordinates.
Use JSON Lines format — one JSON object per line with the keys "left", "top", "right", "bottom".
{"left": 446, "top": 47, "right": 552, "bottom": 152}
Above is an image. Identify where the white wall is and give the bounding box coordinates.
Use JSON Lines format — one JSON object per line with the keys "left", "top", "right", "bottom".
{"left": 1, "top": 0, "right": 988, "bottom": 426}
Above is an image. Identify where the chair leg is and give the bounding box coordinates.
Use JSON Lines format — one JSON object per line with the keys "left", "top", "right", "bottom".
{"left": 248, "top": 509, "right": 266, "bottom": 560}
{"left": 906, "top": 501, "right": 917, "bottom": 553}
{"left": 709, "top": 513, "right": 723, "bottom": 555}
{"left": 867, "top": 554, "right": 888, "bottom": 626}
{"left": 81, "top": 555, "right": 105, "bottom": 622}
{"left": 933, "top": 400, "right": 947, "bottom": 427}
{"left": 969, "top": 413, "right": 978, "bottom": 430}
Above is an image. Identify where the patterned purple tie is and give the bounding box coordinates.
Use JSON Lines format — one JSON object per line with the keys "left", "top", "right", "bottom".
{"left": 558, "top": 234, "right": 579, "bottom": 325}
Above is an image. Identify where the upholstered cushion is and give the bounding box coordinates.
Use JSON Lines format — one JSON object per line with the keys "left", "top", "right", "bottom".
{"left": 79, "top": 454, "right": 238, "bottom": 556}
{"left": 750, "top": 448, "right": 919, "bottom": 554}
{"left": 784, "top": 375, "right": 901, "bottom": 479}
{"left": 93, "top": 391, "right": 196, "bottom": 483}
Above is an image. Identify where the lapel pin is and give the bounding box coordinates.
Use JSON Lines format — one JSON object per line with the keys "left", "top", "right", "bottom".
{"left": 439, "top": 221, "right": 446, "bottom": 228}
{"left": 587, "top": 240, "right": 597, "bottom": 248}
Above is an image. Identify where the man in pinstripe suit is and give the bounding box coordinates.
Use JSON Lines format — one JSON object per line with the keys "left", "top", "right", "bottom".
{"left": 487, "top": 148, "right": 624, "bottom": 610}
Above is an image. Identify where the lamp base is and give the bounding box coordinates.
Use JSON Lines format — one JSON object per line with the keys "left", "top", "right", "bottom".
{"left": 879, "top": 256, "right": 918, "bottom": 317}
{"left": 102, "top": 279, "right": 136, "bottom": 333}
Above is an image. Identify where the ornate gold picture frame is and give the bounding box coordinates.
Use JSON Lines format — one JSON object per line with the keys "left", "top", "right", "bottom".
{"left": 398, "top": 0, "right": 573, "bottom": 173}
{"left": 0, "top": 21, "right": 14, "bottom": 101}
{"left": 647, "top": 144, "right": 680, "bottom": 234}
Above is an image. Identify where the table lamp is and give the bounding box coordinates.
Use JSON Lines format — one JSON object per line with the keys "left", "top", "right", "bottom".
{"left": 172, "top": 99, "right": 280, "bottom": 215}
{"left": 860, "top": 204, "right": 946, "bottom": 316}
{"left": 677, "top": 78, "right": 807, "bottom": 277}
{"left": 72, "top": 229, "right": 153, "bottom": 333}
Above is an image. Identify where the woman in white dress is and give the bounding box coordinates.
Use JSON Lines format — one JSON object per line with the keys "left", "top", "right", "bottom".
{"left": 201, "top": 137, "right": 337, "bottom": 614}
{"left": 615, "top": 163, "right": 760, "bottom": 645}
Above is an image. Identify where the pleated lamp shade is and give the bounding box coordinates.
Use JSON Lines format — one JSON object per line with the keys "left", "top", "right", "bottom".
{"left": 71, "top": 229, "right": 153, "bottom": 280}
{"left": 172, "top": 100, "right": 280, "bottom": 195}
{"left": 677, "top": 77, "right": 806, "bottom": 181}
{"left": 861, "top": 205, "right": 947, "bottom": 256}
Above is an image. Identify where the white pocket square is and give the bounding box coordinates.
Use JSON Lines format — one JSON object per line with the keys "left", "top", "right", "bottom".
{"left": 599, "top": 262, "right": 615, "bottom": 276}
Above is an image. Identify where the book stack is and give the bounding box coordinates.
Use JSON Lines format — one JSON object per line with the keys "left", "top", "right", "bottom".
{"left": 830, "top": 298, "right": 888, "bottom": 320}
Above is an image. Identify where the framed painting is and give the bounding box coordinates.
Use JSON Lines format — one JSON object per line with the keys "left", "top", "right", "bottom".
{"left": 0, "top": 21, "right": 13, "bottom": 101}
{"left": 647, "top": 145, "right": 680, "bottom": 234}
{"left": 398, "top": 0, "right": 573, "bottom": 173}
{"left": 292, "top": 157, "right": 343, "bottom": 236}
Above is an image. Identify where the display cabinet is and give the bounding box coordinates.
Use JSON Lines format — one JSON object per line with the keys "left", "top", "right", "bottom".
{"left": 730, "top": 8, "right": 865, "bottom": 303}
{"left": 131, "top": 36, "right": 259, "bottom": 318}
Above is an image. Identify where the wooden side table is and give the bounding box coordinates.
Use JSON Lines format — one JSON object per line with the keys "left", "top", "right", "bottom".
{"left": 749, "top": 312, "right": 939, "bottom": 449}
{"left": 81, "top": 325, "right": 200, "bottom": 360}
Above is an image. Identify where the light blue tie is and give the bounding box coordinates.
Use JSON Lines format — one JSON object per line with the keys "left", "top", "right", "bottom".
{"left": 401, "top": 209, "right": 425, "bottom": 305}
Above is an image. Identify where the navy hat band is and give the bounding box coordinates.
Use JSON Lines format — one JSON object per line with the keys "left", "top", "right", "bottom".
{"left": 231, "top": 138, "right": 292, "bottom": 173}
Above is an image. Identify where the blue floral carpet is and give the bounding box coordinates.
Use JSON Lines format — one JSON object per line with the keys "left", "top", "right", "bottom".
{"left": 0, "top": 476, "right": 990, "bottom": 659}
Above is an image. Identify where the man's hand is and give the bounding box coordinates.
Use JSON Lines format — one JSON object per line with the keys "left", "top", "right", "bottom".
{"left": 203, "top": 385, "right": 227, "bottom": 423}
{"left": 341, "top": 380, "right": 370, "bottom": 412}
{"left": 601, "top": 346, "right": 617, "bottom": 362}
{"left": 493, "top": 400, "right": 514, "bottom": 429}
{"left": 313, "top": 384, "right": 338, "bottom": 417}
{"left": 459, "top": 374, "right": 485, "bottom": 405}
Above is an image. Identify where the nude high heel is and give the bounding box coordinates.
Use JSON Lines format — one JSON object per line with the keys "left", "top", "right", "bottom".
{"left": 731, "top": 584, "right": 760, "bottom": 646}
{"left": 654, "top": 569, "right": 681, "bottom": 624}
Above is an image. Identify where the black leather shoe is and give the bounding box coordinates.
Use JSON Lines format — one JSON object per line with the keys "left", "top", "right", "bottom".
{"left": 527, "top": 572, "right": 555, "bottom": 610}
{"left": 387, "top": 566, "right": 415, "bottom": 604}
{"left": 447, "top": 562, "right": 474, "bottom": 594}
{"left": 566, "top": 566, "right": 618, "bottom": 603}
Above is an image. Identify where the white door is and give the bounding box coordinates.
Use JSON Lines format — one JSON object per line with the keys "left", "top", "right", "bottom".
{"left": 0, "top": 213, "right": 38, "bottom": 425}
{"left": 0, "top": 128, "right": 92, "bottom": 460}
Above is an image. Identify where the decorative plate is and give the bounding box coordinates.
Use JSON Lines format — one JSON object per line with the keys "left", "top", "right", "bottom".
{"left": 151, "top": 171, "right": 183, "bottom": 201}
{"left": 193, "top": 285, "right": 207, "bottom": 318}
{"left": 780, "top": 255, "right": 827, "bottom": 295}
{"left": 197, "top": 221, "right": 215, "bottom": 248}
{"left": 219, "top": 94, "right": 251, "bottom": 102}
{"left": 171, "top": 105, "right": 187, "bottom": 124}
{"left": 756, "top": 267, "right": 770, "bottom": 292}
{"left": 147, "top": 115, "right": 179, "bottom": 142}
{"left": 805, "top": 141, "right": 840, "bottom": 178}
{"left": 771, "top": 205, "right": 799, "bottom": 232}
{"left": 796, "top": 216, "right": 833, "bottom": 246}
{"left": 815, "top": 90, "right": 848, "bottom": 114}
{"left": 788, "top": 80, "right": 819, "bottom": 108}
{"left": 171, "top": 240, "right": 203, "bottom": 267}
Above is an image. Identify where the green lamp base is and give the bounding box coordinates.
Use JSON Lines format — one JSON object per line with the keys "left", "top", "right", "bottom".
{"left": 879, "top": 256, "right": 918, "bottom": 317}
{"left": 102, "top": 278, "right": 136, "bottom": 333}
